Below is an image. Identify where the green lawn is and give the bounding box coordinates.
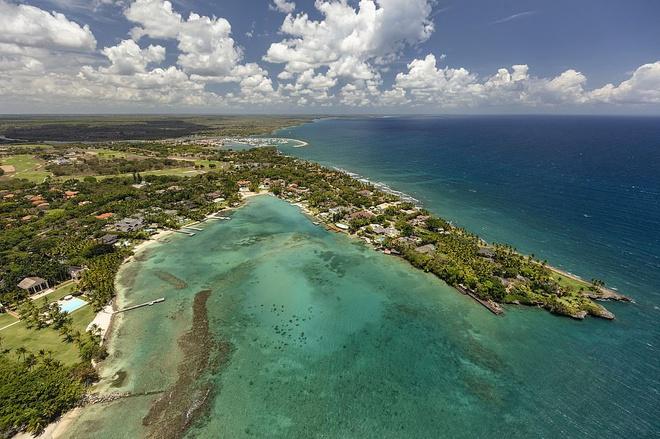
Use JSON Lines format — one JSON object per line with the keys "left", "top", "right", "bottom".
{"left": 55, "top": 166, "right": 204, "bottom": 182}
{"left": 193, "top": 159, "right": 226, "bottom": 169}
{"left": 0, "top": 312, "right": 18, "bottom": 330}
{"left": 551, "top": 271, "right": 590, "bottom": 293}
{"left": 0, "top": 154, "right": 51, "bottom": 182}
{"left": 0, "top": 306, "right": 95, "bottom": 365}
{"left": 0, "top": 281, "right": 94, "bottom": 365}
{"left": 86, "top": 148, "right": 128, "bottom": 160}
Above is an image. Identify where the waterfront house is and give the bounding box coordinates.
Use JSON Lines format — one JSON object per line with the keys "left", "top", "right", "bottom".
{"left": 397, "top": 236, "right": 422, "bottom": 246}
{"left": 369, "top": 224, "right": 400, "bottom": 238}
{"left": 409, "top": 215, "right": 430, "bottom": 227}
{"left": 477, "top": 248, "right": 496, "bottom": 259}
{"left": 237, "top": 180, "right": 252, "bottom": 192}
{"left": 100, "top": 234, "right": 119, "bottom": 245}
{"left": 415, "top": 244, "right": 437, "bottom": 255}
{"left": 384, "top": 227, "right": 400, "bottom": 238}
{"left": 95, "top": 212, "right": 114, "bottom": 220}
{"left": 350, "top": 210, "right": 376, "bottom": 220}
{"left": 18, "top": 277, "right": 49, "bottom": 295}
{"left": 113, "top": 217, "right": 145, "bottom": 233}
{"left": 369, "top": 224, "right": 388, "bottom": 235}
{"left": 206, "top": 191, "right": 224, "bottom": 200}
{"left": 259, "top": 179, "right": 272, "bottom": 190}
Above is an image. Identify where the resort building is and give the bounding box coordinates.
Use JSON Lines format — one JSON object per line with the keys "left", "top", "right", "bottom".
{"left": 18, "top": 277, "right": 50, "bottom": 295}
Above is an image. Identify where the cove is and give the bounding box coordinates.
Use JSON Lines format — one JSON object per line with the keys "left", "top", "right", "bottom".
{"left": 66, "top": 195, "right": 654, "bottom": 438}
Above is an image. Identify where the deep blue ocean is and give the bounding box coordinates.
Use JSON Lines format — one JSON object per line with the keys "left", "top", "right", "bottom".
{"left": 276, "top": 116, "right": 660, "bottom": 436}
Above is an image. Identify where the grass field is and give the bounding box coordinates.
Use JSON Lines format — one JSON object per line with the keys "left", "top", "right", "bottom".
{"left": 551, "top": 271, "right": 591, "bottom": 292}
{"left": 0, "top": 312, "right": 17, "bottom": 330}
{"left": 85, "top": 148, "right": 128, "bottom": 160}
{"left": 193, "top": 159, "right": 226, "bottom": 169}
{"left": 53, "top": 166, "right": 205, "bottom": 182}
{"left": 0, "top": 154, "right": 51, "bottom": 182}
{"left": 0, "top": 282, "right": 94, "bottom": 365}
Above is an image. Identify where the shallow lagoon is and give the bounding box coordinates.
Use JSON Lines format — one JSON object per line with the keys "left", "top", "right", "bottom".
{"left": 68, "top": 196, "right": 657, "bottom": 438}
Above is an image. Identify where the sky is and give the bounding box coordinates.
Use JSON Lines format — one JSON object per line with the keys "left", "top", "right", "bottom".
{"left": 1, "top": 0, "right": 659, "bottom": 114}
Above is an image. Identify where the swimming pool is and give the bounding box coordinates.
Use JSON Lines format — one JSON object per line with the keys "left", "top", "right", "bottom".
{"left": 59, "top": 297, "right": 88, "bottom": 313}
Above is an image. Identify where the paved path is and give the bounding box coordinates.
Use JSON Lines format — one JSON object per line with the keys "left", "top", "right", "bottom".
{"left": 0, "top": 320, "right": 20, "bottom": 331}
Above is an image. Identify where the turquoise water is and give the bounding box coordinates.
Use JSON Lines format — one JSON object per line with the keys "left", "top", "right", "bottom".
{"left": 59, "top": 298, "right": 87, "bottom": 313}
{"left": 275, "top": 116, "right": 660, "bottom": 437}
{"left": 67, "top": 196, "right": 658, "bottom": 438}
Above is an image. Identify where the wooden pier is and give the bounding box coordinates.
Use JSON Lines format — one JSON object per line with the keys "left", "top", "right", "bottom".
{"left": 172, "top": 229, "right": 195, "bottom": 236}
{"left": 182, "top": 226, "right": 203, "bottom": 231}
{"left": 114, "top": 298, "right": 165, "bottom": 314}
{"left": 456, "top": 285, "right": 504, "bottom": 315}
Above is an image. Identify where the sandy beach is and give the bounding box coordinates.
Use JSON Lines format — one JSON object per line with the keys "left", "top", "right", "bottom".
{"left": 13, "top": 229, "right": 178, "bottom": 439}
{"left": 13, "top": 409, "right": 82, "bottom": 439}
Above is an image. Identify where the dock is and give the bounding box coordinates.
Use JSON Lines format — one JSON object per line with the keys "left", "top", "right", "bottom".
{"left": 456, "top": 285, "right": 504, "bottom": 315}
{"left": 114, "top": 298, "right": 165, "bottom": 314}
{"left": 172, "top": 229, "right": 195, "bottom": 236}
{"left": 182, "top": 226, "right": 203, "bottom": 231}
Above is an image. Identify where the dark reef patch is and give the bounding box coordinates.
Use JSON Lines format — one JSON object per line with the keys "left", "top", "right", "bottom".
{"left": 154, "top": 270, "right": 188, "bottom": 290}
{"left": 141, "top": 289, "right": 234, "bottom": 439}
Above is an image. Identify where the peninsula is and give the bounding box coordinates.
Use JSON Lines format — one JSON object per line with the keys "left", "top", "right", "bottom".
{"left": 0, "top": 117, "right": 629, "bottom": 436}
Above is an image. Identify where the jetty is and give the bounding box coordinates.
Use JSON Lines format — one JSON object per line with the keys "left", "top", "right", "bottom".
{"left": 456, "top": 284, "right": 504, "bottom": 315}
{"left": 182, "top": 225, "right": 203, "bottom": 231}
{"left": 172, "top": 229, "right": 195, "bottom": 236}
{"left": 114, "top": 298, "right": 165, "bottom": 314}
{"left": 208, "top": 213, "right": 231, "bottom": 220}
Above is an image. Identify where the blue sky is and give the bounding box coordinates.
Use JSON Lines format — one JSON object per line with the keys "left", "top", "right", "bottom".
{"left": 1, "top": 0, "right": 659, "bottom": 113}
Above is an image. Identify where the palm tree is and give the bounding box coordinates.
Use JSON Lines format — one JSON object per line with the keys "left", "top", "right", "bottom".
{"left": 25, "top": 353, "right": 37, "bottom": 370}
{"left": 15, "top": 346, "right": 27, "bottom": 361}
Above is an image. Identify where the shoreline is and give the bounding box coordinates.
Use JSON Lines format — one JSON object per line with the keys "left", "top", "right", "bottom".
{"left": 22, "top": 228, "right": 181, "bottom": 439}
{"left": 279, "top": 193, "right": 631, "bottom": 317}
{"left": 276, "top": 153, "right": 630, "bottom": 306}
{"left": 52, "top": 191, "right": 627, "bottom": 438}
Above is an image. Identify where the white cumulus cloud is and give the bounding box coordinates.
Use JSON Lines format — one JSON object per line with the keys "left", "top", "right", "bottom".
{"left": 384, "top": 54, "right": 593, "bottom": 108}
{"left": 125, "top": 0, "right": 243, "bottom": 78}
{"left": 265, "top": 0, "right": 434, "bottom": 98}
{"left": 271, "top": 0, "right": 296, "bottom": 14}
{"left": 590, "top": 62, "right": 660, "bottom": 104}
{"left": 0, "top": 0, "right": 96, "bottom": 51}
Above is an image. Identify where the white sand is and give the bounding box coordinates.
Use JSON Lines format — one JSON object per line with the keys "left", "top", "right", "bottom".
{"left": 13, "top": 408, "right": 81, "bottom": 439}
{"left": 86, "top": 305, "right": 113, "bottom": 340}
